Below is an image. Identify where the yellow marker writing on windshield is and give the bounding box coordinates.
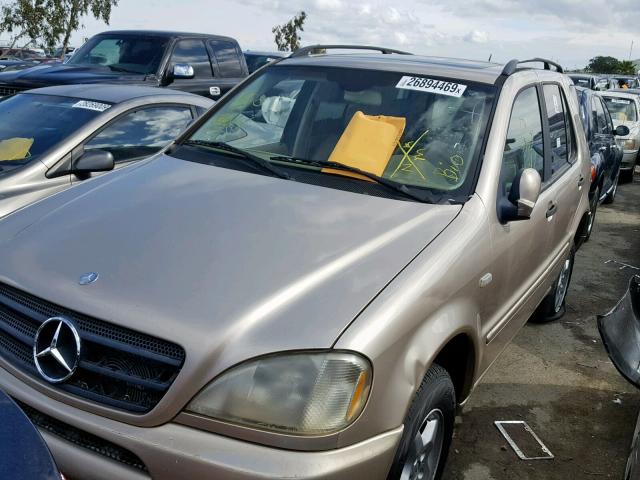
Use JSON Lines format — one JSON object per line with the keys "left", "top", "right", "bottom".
{"left": 391, "top": 130, "right": 429, "bottom": 180}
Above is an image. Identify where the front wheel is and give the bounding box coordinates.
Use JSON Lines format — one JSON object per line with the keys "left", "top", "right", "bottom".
{"left": 530, "top": 249, "right": 575, "bottom": 323}
{"left": 387, "top": 364, "right": 455, "bottom": 480}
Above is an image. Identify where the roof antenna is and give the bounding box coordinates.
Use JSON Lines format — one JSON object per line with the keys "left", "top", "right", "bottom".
{"left": 488, "top": 54, "right": 493, "bottom": 62}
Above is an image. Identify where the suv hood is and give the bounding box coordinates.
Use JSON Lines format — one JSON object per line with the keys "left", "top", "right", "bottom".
{"left": 0, "top": 63, "right": 148, "bottom": 88}
{"left": 0, "top": 155, "right": 459, "bottom": 391}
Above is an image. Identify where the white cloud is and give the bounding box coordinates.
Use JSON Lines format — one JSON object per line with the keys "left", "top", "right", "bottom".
{"left": 70, "top": 0, "right": 639, "bottom": 70}
{"left": 464, "top": 30, "right": 489, "bottom": 44}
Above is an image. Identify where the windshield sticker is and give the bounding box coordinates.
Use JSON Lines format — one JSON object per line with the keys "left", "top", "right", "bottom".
{"left": 553, "top": 95, "right": 561, "bottom": 114}
{"left": 396, "top": 76, "right": 467, "bottom": 98}
{"left": 610, "top": 98, "right": 631, "bottom": 104}
{"left": 72, "top": 100, "right": 111, "bottom": 112}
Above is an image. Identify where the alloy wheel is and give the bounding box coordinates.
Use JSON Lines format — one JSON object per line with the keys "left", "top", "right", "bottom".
{"left": 554, "top": 258, "right": 572, "bottom": 313}
{"left": 400, "top": 409, "right": 445, "bottom": 480}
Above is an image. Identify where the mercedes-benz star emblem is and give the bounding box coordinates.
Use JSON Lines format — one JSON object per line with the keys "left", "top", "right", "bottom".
{"left": 33, "top": 317, "right": 81, "bottom": 384}
{"left": 79, "top": 272, "right": 99, "bottom": 285}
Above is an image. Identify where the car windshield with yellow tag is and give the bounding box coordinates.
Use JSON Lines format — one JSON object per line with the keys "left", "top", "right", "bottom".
{"left": 183, "top": 66, "right": 496, "bottom": 202}
{"left": 0, "top": 93, "right": 108, "bottom": 169}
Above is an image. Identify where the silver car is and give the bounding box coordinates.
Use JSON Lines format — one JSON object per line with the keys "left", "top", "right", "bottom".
{"left": 0, "top": 51, "right": 589, "bottom": 479}
{"left": 0, "top": 84, "right": 213, "bottom": 217}
{"left": 601, "top": 90, "right": 640, "bottom": 182}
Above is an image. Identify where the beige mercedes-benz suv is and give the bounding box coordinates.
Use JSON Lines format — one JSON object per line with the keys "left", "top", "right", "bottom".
{"left": 0, "top": 47, "right": 590, "bottom": 479}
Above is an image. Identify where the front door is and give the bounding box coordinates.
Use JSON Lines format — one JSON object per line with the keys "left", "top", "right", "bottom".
{"left": 482, "top": 84, "right": 557, "bottom": 367}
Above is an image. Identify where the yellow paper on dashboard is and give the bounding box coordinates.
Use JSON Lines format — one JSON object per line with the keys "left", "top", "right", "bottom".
{"left": 324, "top": 111, "right": 405, "bottom": 181}
{"left": 0, "top": 138, "right": 34, "bottom": 161}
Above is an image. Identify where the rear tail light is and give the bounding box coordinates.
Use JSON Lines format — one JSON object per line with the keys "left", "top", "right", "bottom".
{"left": 590, "top": 165, "right": 597, "bottom": 184}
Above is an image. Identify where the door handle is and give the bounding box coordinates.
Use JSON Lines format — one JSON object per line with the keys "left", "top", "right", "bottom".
{"left": 546, "top": 202, "right": 558, "bottom": 218}
{"left": 578, "top": 175, "right": 586, "bottom": 187}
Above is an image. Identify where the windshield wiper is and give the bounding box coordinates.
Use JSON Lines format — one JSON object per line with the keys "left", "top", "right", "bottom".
{"left": 270, "top": 155, "right": 438, "bottom": 204}
{"left": 183, "top": 140, "right": 290, "bottom": 180}
{"left": 107, "top": 65, "right": 139, "bottom": 74}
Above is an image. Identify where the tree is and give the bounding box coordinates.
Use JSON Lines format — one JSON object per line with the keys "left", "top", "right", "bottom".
{"left": 0, "top": 0, "right": 57, "bottom": 52}
{"left": 0, "top": 0, "right": 117, "bottom": 58}
{"left": 272, "top": 11, "right": 306, "bottom": 52}
{"left": 54, "top": 0, "right": 118, "bottom": 59}
{"left": 586, "top": 56, "right": 621, "bottom": 74}
{"left": 618, "top": 60, "right": 637, "bottom": 75}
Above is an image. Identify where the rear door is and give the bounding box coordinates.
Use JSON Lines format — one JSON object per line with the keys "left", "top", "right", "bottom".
{"left": 167, "top": 39, "right": 216, "bottom": 97}
{"left": 540, "top": 83, "right": 583, "bottom": 260}
{"left": 207, "top": 40, "right": 247, "bottom": 97}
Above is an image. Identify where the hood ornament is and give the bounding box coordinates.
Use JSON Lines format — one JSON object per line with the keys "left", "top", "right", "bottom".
{"left": 33, "top": 317, "right": 81, "bottom": 383}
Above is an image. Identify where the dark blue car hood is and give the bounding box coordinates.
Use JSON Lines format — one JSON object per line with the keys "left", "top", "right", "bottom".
{"left": 0, "top": 63, "right": 150, "bottom": 88}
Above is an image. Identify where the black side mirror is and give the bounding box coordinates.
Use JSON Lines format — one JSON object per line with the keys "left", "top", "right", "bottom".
{"left": 498, "top": 168, "right": 542, "bottom": 223}
{"left": 615, "top": 125, "right": 630, "bottom": 136}
{"left": 74, "top": 149, "right": 114, "bottom": 174}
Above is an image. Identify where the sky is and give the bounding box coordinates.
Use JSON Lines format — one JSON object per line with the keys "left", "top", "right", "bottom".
{"left": 61, "top": 0, "right": 640, "bottom": 70}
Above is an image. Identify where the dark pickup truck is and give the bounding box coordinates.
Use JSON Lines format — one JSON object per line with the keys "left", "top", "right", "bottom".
{"left": 0, "top": 30, "right": 249, "bottom": 99}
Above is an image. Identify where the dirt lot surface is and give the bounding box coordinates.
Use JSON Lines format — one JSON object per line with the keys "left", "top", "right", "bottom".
{"left": 444, "top": 172, "right": 640, "bottom": 480}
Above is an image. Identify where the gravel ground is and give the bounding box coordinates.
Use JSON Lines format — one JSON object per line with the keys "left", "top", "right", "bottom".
{"left": 444, "top": 170, "right": 640, "bottom": 480}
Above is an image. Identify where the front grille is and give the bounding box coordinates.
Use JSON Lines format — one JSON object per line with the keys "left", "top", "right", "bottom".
{"left": 0, "top": 85, "right": 26, "bottom": 96}
{"left": 0, "top": 282, "right": 185, "bottom": 412}
{"left": 16, "top": 400, "right": 149, "bottom": 474}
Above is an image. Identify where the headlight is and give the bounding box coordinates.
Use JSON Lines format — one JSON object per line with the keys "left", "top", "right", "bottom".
{"left": 187, "top": 351, "right": 372, "bottom": 436}
{"left": 623, "top": 139, "right": 638, "bottom": 150}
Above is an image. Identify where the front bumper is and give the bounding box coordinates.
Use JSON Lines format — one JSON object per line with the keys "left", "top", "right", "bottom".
{"left": 0, "top": 367, "right": 401, "bottom": 480}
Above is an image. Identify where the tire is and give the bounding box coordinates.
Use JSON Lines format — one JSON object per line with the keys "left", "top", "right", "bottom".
{"left": 602, "top": 173, "right": 618, "bottom": 205}
{"left": 584, "top": 187, "right": 600, "bottom": 242}
{"left": 619, "top": 168, "right": 634, "bottom": 184}
{"left": 387, "top": 364, "right": 455, "bottom": 480}
{"left": 530, "top": 248, "right": 575, "bottom": 323}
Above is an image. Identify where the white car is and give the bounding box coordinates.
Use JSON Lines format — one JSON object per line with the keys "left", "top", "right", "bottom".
{"left": 602, "top": 91, "right": 640, "bottom": 182}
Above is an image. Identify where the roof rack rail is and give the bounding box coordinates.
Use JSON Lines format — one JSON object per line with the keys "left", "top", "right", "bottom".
{"left": 289, "top": 44, "right": 413, "bottom": 58}
{"left": 501, "top": 58, "right": 564, "bottom": 77}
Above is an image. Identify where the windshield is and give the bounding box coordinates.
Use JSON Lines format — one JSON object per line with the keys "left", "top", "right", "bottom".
{"left": 67, "top": 34, "right": 170, "bottom": 75}
{"left": 185, "top": 66, "right": 495, "bottom": 198}
{"left": 0, "top": 94, "right": 106, "bottom": 166}
{"left": 603, "top": 96, "right": 638, "bottom": 122}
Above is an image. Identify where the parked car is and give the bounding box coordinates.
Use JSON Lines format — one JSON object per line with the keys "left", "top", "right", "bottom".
{"left": 244, "top": 50, "right": 287, "bottom": 74}
{"left": 0, "top": 388, "right": 61, "bottom": 480}
{"left": 574, "top": 86, "right": 627, "bottom": 239}
{"left": 0, "top": 50, "right": 590, "bottom": 480}
{"left": 597, "top": 275, "right": 640, "bottom": 480}
{"left": 568, "top": 73, "right": 606, "bottom": 90}
{"left": 609, "top": 76, "right": 640, "bottom": 89}
{"left": 0, "top": 84, "right": 212, "bottom": 218}
{"left": 601, "top": 90, "right": 640, "bottom": 182}
{"left": 0, "top": 31, "right": 249, "bottom": 100}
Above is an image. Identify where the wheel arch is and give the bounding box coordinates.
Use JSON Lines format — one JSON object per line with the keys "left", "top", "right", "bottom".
{"left": 433, "top": 333, "right": 477, "bottom": 403}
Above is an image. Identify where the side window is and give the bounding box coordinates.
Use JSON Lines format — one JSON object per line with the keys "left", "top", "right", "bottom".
{"left": 501, "top": 86, "right": 544, "bottom": 195}
{"left": 84, "top": 106, "right": 193, "bottom": 163}
{"left": 542, "top": 84, "right": 568, "bottom": 176}
{"left": 171, "top": 39, "right": 213, "bottom": 79}
{"left": 210, "top": 41, "right": 244, "bottom": 77}
{"left": 593, "top": 97, "right": 609, "bottom": 134}
{"left": 600, "top": 98, "right": 614, "bottom": 134}
{"left": 561, "top": 90, "right": 577, "bottom": 161}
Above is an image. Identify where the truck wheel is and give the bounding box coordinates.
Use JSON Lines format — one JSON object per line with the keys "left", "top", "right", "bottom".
{"left": 602, "top": 174, "right": 617, "bottom": 204}
{"left": 387, "top": 364, "right": 455, "bottom": 480}
{"left": 531, "top": 249, "right": 575, "bottom": 323}
{"left": 585, "top": 188, "right": 600, "bottom": 241}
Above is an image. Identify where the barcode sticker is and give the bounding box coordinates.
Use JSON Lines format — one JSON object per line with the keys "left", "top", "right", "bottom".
{"left": 72, "top": 100, "right": 111, "bottom": 112}
{"left": 396, "top": 76, "right": 467, "bottom": 97}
